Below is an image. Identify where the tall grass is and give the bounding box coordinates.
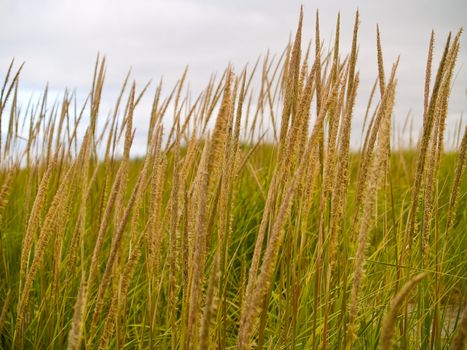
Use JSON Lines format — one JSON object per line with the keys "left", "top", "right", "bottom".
{"left": 0, "top": 9, "right": 466, "bottom": 349}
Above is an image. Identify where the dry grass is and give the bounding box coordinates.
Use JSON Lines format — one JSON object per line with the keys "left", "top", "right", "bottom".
{"left": 0, "top": 9, "right": 465, "bottom": 350}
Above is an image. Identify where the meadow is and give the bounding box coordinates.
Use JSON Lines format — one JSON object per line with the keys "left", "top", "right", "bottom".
{"left": 0, "top": 9, "right": 466, "bottom": 349}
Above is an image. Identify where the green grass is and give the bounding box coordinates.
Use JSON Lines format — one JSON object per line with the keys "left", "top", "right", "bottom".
{"left": 0, "top": 148, "right": 465, "bottom": 349}
{"left": 0, "top": 9, "right": 466, "bottom": 349}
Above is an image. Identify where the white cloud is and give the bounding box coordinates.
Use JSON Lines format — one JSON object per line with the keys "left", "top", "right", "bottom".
{"left": 0, "top": 0, "right": 466, "bottom": 151}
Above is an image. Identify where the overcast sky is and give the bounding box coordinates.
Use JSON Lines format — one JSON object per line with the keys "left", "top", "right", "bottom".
{"left": 0, "top": 0, "right": 466, "bottom": 150}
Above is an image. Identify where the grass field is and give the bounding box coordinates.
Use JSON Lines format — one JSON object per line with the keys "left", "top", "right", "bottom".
{"left": 0, "top": 10, "right": 466, "bottom": 350}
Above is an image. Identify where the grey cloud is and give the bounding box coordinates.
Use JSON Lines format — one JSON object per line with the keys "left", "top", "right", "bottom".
{"left": 0, "top": 0, "right": 466, "bottom": 151}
